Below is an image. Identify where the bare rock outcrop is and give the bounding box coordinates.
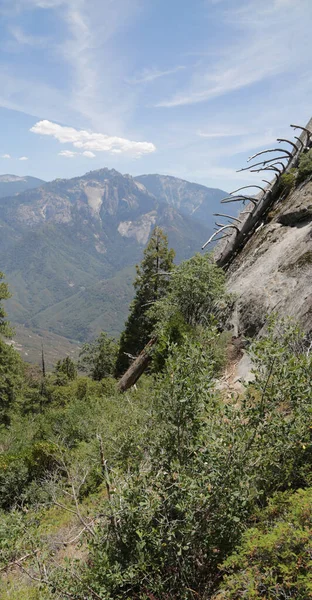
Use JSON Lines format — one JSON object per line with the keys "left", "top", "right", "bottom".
{"left": 226, "top": 180, "right": 312, "bottom": 337}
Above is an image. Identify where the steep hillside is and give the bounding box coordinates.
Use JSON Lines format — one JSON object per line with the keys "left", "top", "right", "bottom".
{"left": 135, "top": 173, "right": 229, "bottom": 226}
{"left": 0, "top": 174, "right": 45, "bottom": 198}
{"left": 0, "top": 168, "right": 213, "bottom": 343}
{"left": 225, "top": 179, "right": 312, "bottom": 338}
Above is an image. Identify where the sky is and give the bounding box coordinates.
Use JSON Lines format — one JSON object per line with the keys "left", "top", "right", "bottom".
{"left": 0, "top": 0, "right": 311, "bottom": 191}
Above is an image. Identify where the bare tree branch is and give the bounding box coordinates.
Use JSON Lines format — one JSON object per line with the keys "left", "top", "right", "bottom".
{"left": 213, "top": 213, "right": 242, "bottom": 223}
{"left": 247, "top": 148, "right": 292, "bottom": 161}
{"left": 230, "top": 184, "right": 266, "bottom": 194}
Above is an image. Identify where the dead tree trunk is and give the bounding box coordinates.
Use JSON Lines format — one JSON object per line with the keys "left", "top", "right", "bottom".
{"left": 117, "top": 337, "right": 157, "bottom": 393}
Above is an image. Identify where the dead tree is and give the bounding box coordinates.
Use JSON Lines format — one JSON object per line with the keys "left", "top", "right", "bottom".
{"left": 118, "top": 337, "right": 157, "bottom": 392}
{"left": 202, "top": 117, "right": 312, "bottom": 268}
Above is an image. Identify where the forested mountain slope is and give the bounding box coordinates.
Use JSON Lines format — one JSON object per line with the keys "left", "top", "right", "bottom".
{"left": 135, "top": 173, "right": 228, "bottom": 226}
{"left": 0, "top": 168, "right": 218, "bottom": 342}
{"left": 0, "top": 174, "right": 45, "bottom": 198}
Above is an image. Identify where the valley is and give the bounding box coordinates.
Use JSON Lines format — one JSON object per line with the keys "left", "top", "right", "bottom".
{"left": 0, "top": 168, "right": 228, "bottom": 357}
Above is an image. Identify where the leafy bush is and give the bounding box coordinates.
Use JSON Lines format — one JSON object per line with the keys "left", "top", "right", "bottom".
{"left": 0, "top": 442, "right": 57, "bottom": 509}
{"left": 214, "top": 488, "right": 312, "bottom": 600}
{"left": 298, "top": 148, "right": 312, "bottom": 184}
{"left": 151, "top": 252, "right": 228, "bottom": 329}
{"left": 51, "top": 317, "right": 312, "bottom": 599}
{"left": 279, "top": 168, "right": 297, "bottom": 195}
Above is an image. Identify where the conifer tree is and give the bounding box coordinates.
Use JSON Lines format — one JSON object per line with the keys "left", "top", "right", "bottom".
{"left": 0, "top": 271, "right": 12, "bottom": 337}
{"left": 115, "top": 227, "right": 175, "bottom": 376}
{"left": 0, "top": 271, "right": 24, "bottom": 424}
{"left": 55, "top": 356, "right": 77, "bottom": 381}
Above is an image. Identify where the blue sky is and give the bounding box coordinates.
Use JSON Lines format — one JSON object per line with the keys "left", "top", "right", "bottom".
{"left": 0, "top": 0, "right": 311, "bottom": 190}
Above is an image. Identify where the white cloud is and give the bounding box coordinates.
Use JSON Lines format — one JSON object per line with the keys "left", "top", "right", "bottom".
{"left": 127, "top": 66, "right": 186, "bottom": 84}
{"left": 1, "top": 154, "right": 11, "bottom": 159}
{"left": 58, "top": 149, "right": 78, "bottom": 158}
{"left": 19, "top": 156, "right": 28, "bottom": 160}
{"left": 82, "top": 150, "right": 95, "bottom": 158}
{"left": 59, "top": 149, "right": 96, "bottom": 158}
{"left": 31, "top": 120, "right": 156, "bottom": 157}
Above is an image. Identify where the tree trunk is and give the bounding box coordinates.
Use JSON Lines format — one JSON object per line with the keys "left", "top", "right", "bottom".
{"left": 117, "top": 337, "right": 157, "bottom": 393}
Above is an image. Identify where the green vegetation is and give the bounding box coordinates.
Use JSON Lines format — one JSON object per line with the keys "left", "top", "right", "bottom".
{"left": 79, "top": 332, "right": 118, "bottom": 380}
{"left": 214, "top": 489, "right": 312, "bottom": 599}
{"left": 278, "top": 168, "right": 297, "bottom": 196}
{"left": 0, "top": 270, "right": 12, "bottom": 336}
{"left": 0, "top": 246, "right": 312, "bottom": 599}
{"left": 116, "top": 227, "right": 175, "bottom": 375}
{"left": 55, "top": 355, "right": 77, "bottom": 382}
{"left": 298, "top": 148, "right": 312, "bottom": 184}
{"left": 275, "top": 150, "right": 312, "bottom": 199}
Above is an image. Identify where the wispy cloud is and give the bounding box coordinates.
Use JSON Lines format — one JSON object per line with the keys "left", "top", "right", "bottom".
{"left": 9, "top": 25, "right": 47, "bottom": 47}
{"left": 127, "top": 66, "right": 186, "bottom": 84}
{"left": 31, "top": 119, "right": 156, "bottom": 157}
{"left": 156, "top": 0, "right": 311, "bottom": 108}
{"left": 19, "top": 156, "right": 28, "bottom": 160}
{"left": 0, "top": 0, "right": 144, "bottom": 134}
{"left": 197, "top": 129, "right": 253, "bottom": 139}
{"left": 1, "top": 153, "right": 11, "bottom": 159}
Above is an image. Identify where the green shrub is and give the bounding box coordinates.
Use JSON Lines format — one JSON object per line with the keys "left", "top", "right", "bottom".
{"left": 0, "top": 442, "right": 57, "bottom": 509}
{"left": 298, "top": 148, "right": 312, "bottom": 183}
{"left": 214, "top": 488, "right": 312, "bottom": 600}
{"left": 279, "top": 168, "right": 297, "bottom": 195}
{"left": 52, "top": 317, "right": 312, "bottom": 599}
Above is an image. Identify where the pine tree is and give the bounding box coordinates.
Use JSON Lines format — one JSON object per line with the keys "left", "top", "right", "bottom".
{"left": 0, "top": 271, "right": 12, "bottom": 337}
{"left": 0, "top": 271, "right": 24, "bottom": 424}
{"left": 79, "top": 332, "right": 118, "bottom": 380}
{"left": 115, "top": 227, "right": 175, "bottom": 376}
{"left": 55, "top": 356, "right": 77, "bottom": 381}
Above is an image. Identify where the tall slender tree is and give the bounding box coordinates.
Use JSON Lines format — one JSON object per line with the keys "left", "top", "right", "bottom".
{"left": 0, "top": 271, "right": 12, "bottom": 337}
{"left": 0, "top": 271, "right": 23, "bottom": 424}
{"left": 115, "top": 227, "right": 175, "bottom": 376}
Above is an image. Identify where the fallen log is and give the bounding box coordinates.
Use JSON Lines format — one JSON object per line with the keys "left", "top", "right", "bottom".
{"left": 117, "top": 336, "right": 157, "bottom": 392}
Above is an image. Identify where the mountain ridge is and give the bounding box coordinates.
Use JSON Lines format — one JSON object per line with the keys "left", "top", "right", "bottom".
{"left": 0, "top": 174, "right": 45, "bottom": 198}
{"left": 0, "top": 167, "right": 227, "bottom": 347}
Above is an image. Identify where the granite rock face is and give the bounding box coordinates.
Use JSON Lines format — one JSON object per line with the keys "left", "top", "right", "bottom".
{"left": 225, "top": 179, "right": 312, "bottom": 337}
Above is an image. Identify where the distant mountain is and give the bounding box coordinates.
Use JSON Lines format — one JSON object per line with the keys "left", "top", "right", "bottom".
{"left": 0, "top": 168, "right": 218, "bottom": 344}
{"left": 0, "top": 174, "right": 45, "bottom": 198}
{"left": 135, "top": 174, "right": 229, "bottom": 226}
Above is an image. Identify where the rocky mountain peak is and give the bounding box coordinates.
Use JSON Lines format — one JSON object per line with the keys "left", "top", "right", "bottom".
{"left": 0, "top": 168, "right": 218, "bottom": 343}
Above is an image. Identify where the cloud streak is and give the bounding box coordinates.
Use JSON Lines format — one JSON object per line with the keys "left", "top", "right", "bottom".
{"left": 128, "top": 66, "right": 186, "bottom": 84}
{"left": 156, "top": 0, "right": 311, "bottom": 108}
{"left": 31, "top": 120, "right": 156, "bottom": 157}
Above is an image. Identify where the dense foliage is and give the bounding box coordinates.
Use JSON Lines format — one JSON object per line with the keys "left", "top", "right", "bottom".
{"left": 0, "top": 249, "right": 311, "bottom": 599}
{"left": 214, "top": 488, "right": 312, "bottom": 599}
{"left": 0, "top": 270, "right": 12, "bottom": 336}
{"left": 79, "top": 332, "right": 118, "bottom": 380}
{"left": 297, "top": 148, "right": 312, "bottom": 184}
